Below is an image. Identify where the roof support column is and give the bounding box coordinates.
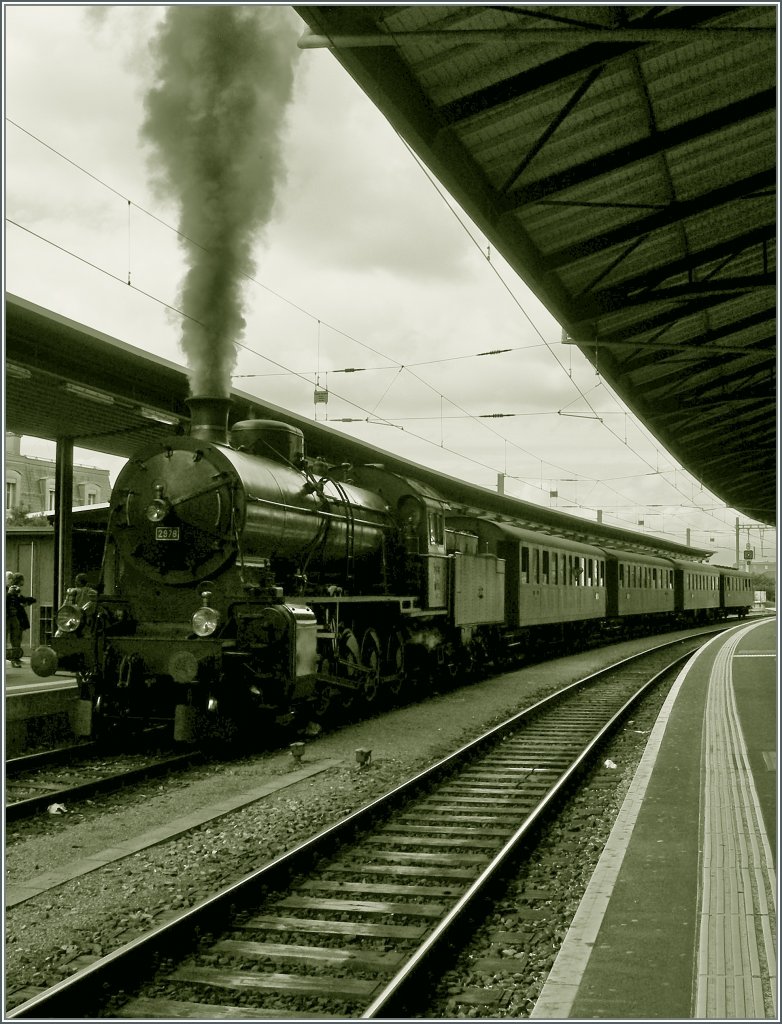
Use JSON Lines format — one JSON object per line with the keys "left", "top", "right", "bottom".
{"left": 53, "top": 437, "right": 74, "bottom": 607}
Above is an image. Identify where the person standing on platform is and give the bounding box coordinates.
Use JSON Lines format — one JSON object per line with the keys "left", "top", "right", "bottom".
{"left": 70, "top": 573, "right": 98, "bottom": 608}
{"left": 6, "top": 573, "right": 36, "bottom": 668}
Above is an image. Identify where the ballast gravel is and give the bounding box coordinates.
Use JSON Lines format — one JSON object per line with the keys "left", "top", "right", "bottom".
{"left": 4, "top": 637, "right": 675, "bottom": 1013}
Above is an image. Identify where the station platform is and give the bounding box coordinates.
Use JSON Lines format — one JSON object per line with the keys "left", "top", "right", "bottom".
{"left": 4, "top": 660, "right": 79, "bottom": 756}
{"left": 533, "top": 616, "right": 777, "bottom": 1020}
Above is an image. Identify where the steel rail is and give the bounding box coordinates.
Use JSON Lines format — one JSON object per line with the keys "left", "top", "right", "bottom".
{"left": 6, "top": 741, "right": 98, "bottom": 777}
{"left": 5, "top": 751, "right": 200, "bottom": 823}
{"left": 6, "top": 634, "right": 710, "bottom": 1019}
{"left": 361, "top": 651, "right": 693, "bottom": 1018}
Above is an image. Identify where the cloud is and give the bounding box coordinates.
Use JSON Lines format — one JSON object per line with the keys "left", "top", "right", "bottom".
{"left": 274, "top": 51, "right": 478, "bottom": 282}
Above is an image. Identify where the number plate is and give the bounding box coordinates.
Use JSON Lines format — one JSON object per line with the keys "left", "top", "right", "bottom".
{"left": 155, "top": 527, "right": 180, "bottom": 541}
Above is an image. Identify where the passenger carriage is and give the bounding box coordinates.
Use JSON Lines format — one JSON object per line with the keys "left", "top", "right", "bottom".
{"left": 448, "top": 517, "right": 607, "bottom": 655}
{"left": 718, "top": 566, "right": 752, "bottom": 618}
{"left": 671, "top": 560, "right": 722, "bottom": 623}
{"left": 604, "top": 549, "right": 675, "bottom": 632}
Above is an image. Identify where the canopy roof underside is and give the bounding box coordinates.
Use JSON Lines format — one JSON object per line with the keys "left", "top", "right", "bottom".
{"left": 295, "top": 4, "right": 777, "bottom": 525}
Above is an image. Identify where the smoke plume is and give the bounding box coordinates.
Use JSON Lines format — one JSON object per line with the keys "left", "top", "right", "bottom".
{"left": 141, "top": 6, "right": 298, "bottom": 397}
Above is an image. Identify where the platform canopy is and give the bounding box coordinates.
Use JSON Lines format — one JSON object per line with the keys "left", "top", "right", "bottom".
{"left": 294, "top": 4, "right": 777, "bottom": 526}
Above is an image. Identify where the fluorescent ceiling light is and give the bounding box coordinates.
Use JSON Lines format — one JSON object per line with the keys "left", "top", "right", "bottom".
{"left": 62, "top": 382, "right": 115, "bottom": 406}
{"left": 139, "top": 407, "right": 180, "bottom": 426}
{"left": 7, "top": 362, "right": 32, "bottom": 380}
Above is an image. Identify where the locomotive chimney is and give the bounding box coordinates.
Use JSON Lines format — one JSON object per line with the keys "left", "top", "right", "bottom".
{"left": 186, "top": 396, "right": 231, "bottom": 444}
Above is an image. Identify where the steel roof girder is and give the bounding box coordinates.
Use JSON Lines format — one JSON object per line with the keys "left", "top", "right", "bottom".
{"left": 581, "top": 225, "right": 776, "bottom": 311}
{"left": 574, "top": 290, "right": 746, "bottom": 341}
{"left": 497, "top": 87, "right": 776, "bottom": 212}
{"left": 610, "top": 314, "right": 776, "bottom": 373}
{"left": 626, "top": 354, "right": 774, "bottom": 398}
{"left": 433, "top": 3, "right": 744, "bottom": 124}
{"left": 543, "top": 167, "right": 776, "bottom": 270}
{"left": 579, "top": 274, "right": 774, "bottom": 320}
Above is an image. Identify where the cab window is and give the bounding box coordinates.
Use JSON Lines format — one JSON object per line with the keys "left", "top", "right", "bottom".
{"left": 428, "top": 513, "right": 444, "bottom": 547}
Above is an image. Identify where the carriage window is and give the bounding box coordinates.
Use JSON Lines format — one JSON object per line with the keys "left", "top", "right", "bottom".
{"left": 587, "top": 558, "right": 594, "bottom": 587}
{"left": 619, "top": 563, "right": 625, "bottom": 586}
{"left": 542, "top": 550, "right": 549, "bottom": 584}
{"left": 652, "top": 567, "right": 658, "bottom": 588}
{"left": 575, "top": 556, "right": 585, "bottom": 586}
{"left": 552, "top": 552, "right": 559, "bottom": 585}
{"left": 533, "top": 548, "right": 540, "bottom": 584}
{"left": 599, "top": 560, "right": 605, "bottom": 586}
{"left": 521, "top": 546, "right": 529, "bottom": 584}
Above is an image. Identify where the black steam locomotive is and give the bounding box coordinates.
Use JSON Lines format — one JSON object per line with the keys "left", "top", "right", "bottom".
{"left": 31, "top": 397, "right": 752, "bottom": 743}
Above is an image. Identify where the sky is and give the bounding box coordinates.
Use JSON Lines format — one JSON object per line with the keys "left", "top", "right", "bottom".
{"left": 3, "top": 3, "right": 776, "bottom": 569}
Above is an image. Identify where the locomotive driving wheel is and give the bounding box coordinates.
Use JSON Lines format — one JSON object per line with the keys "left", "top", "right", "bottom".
{"left": 336, "top": 627, "right": 360, "bottom": 714}
{"left": 384, "top": 630, "right": 406, "bottom": 702}
{"left": 359, "top": 628, "right": 382, "bottom": 707}
{"left": 313, "top": 650, "right": 338, "bottom": 722}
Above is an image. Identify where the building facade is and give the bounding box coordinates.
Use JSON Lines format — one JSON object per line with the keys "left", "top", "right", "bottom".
{"left": 5, "top": 433, "right": 111, "bottom": 517}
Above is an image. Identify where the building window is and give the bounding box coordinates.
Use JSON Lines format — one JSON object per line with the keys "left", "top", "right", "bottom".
{"left": 79, "top": 483, "right": 100, "bottom": 505}
{"left": 6, "top": 480, "right": 17, "bottom": 508}
{"left": 38, "top": 605, "right": 54, "bottom": 646}
{"left": 47, "top": 488, "right": 56, "bottom": 511}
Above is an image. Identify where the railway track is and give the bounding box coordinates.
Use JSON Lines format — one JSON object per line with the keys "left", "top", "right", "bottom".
{"left": 8, "top": 634, "right": 708, "bottom": 1019}
{"left": 5, "top": 749, "right": 201, "bottom": 823}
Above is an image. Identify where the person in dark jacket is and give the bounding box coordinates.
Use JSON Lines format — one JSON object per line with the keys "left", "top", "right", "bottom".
{"left": 6, "top": 573, "right": 36, "bottom": 667}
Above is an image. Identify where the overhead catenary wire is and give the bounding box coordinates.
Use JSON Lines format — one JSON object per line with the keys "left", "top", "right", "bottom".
{"left": 5, "top": 219, "right": 735, "bottom": 537}
{"left": 14, "top": 204, "right": 702, "bottom": 525}
{"left": 5, "top": 117, "right": 755, "bottom": 538}
{"left": 5, "top": 209, "right": 728, "bottom": 533}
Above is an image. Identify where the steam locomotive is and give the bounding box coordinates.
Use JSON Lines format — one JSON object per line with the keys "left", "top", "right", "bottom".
{"left": 31, "top": 397, "right": 753, "bottom": 743}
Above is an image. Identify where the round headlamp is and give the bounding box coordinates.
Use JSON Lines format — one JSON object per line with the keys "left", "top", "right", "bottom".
{"left": 56, "top": 603, "right": 83, "bottom": 633}
{"left": 192, "top": 605, "right": 220, "bottom": 637}
{"left": 145, "top": 498, "right": 169, "bottom": 523}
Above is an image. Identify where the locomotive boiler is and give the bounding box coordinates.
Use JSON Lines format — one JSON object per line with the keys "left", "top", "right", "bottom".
{"left": 32, "top": 397, "right": 507, "bottom": 742}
